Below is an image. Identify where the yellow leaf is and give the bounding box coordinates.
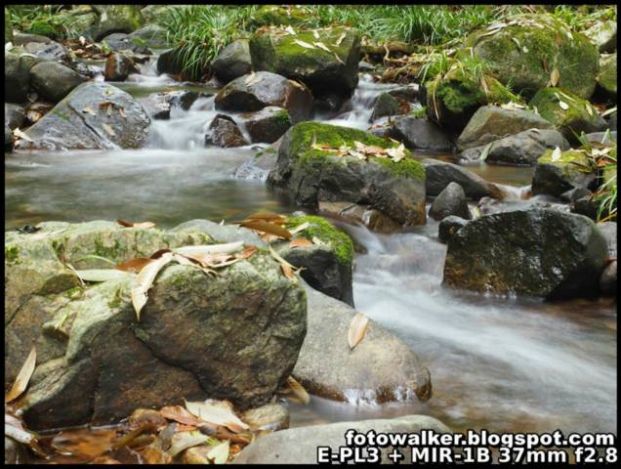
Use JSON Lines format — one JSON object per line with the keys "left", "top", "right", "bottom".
{"left": 286, "top": 376, "right": 310, "bottom": 404}
{"left": 293, "top": 39, "right": 316, "bottom": 49}
{"left": 550, "top": 67, "right": 560, "bottom": 87}
{"left": 314, "top": 41, "right": 331, "bottom": 53}
{"left": 131, "top": 252, "right": 174, "bottom": 321}
{"left": 207, "top": 440, "right": 230, "bottom": 464}
{"left": 185, "top": 399, "right": 249, "bottom": 433}
{"left": 348, "top": 312, "right": 369, "bottom": 350}
{"left": 6, "top": 346, "right": 36, "bottom": 403}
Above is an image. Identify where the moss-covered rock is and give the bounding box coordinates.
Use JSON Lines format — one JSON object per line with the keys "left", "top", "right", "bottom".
{"left": 468, "top": 14, "right": 600, "bottom": 99}
{"left": 55, "top": 5, "right": 98, "bottom": 39}
{"left": 584, "top": 19, "right": 617, "bottom": 53}
{"left": 249, "top": 27, "right": 360, "bottom": 102}
{"left": 249, "top": 5, "right": 310, "bottom": 28}
{"left": 443, "top": 208, "right": 608, "bottom": 299}
{"left": 532, "top": 148, "right": 595, "bottom": 197}
{"left": 90, "top": 5, "right": 144, "bottom": 41}
{"left": 597, "top": 53, "right": 617, "bottom": 101}
{"left": 268, "top": 122, "right": 426, "bottom": 226}
{"left": 243, "top": 106, "right": 292, "bottom": 144}
{"left": 529, "top": 88, "right": 607, "bottom": 140}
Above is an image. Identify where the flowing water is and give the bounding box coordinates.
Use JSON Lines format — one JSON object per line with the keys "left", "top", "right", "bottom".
{"left": 4, "top": 67, "right": 617, "bottom": 437}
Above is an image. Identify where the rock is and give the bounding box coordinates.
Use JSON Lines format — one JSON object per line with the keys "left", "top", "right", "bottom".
{"left": 294, "top": 285, "right": 432, "bottom": 403}
{"left": 386, "top": 117, "right": 454, "bottom": 152}
{"left": 205, "top": 114, "right": 248, "bottom": 148}
{"left": 5, "top": 52, "right": 37, "bottom": 103}
{"left": 6, "top": 220, "right": 307, "bottom": 430}
{"left": 211, "top": 39, "right": 253, "bottom": 84}
{"left": 388, "top": 84, "right": 420, "bottom": 102}
{"left": 532, "top": 149, "right": 596, "bottom": 198}
{"left": 23, "top": 40, "right": 70, "bottom": 63}
{"left": 444, "top": 208, "right": 608, "bottom": 298}
{"left": 101, "top": 33, "right": 150, "bottom": 55}
{"left": 5, "top": 103, "right": 26, "bottom": 130}
{"left": 467, "top": 129, "right": 570, "bottom": 166}
{"left": 4, "top": 123, "right": 12, "bottom": 152}
{"left": 235, "top": 415, "right": 450, "bottom": 464}
{"left": 429, "top": 182, "right": 471, "bottom": 221}
{"left": 12, "top": 32, "right": 53, "bottom": 46}
{"left": 585, "top": 131, "right": 617, "bottom": 145}
{"left": 608, "top": 111, "right": 617, "bottom": 131}
{"left": 128, "top": 24, "right": 169, "bottom": 50}
{"left": 268, "top": 122, "right": 427, "bottom": 227}
{"left": 30, "top": 62, "right": 86, "bottom": 103}
{"left": 584, "top": 19, "right": 617, "bottom": 53}
{"left": 215, "top": 71, "right": 313, "bottom": 124}
{"left": 438, "top": 215, "right": 468, "bottom": 243}
{"left": 241, "top": 403, "right": 289, "bottom": 432}
{"left": 250, "top": 5, "right": 310, "bottom": 28}
{"left": 369, "top": 92, "right": 407, "bottom": 121}
{"left": 4, "top": 437, "right": 26, "bottom": 464}
{"left": 104, "top": 52, "right": 137, "bottom": 81}
{"left": 457, "top": 105, "right": 553, "bottom": 150}
{"left": 319, "top": 201, "right": 402, "bottom": 234}
{"left": 597, "top": 53, "right": 617, "bottom": 101}
{"left": 597, "top": 221, "right": 617, "bottom": 257}
{"left": 249, "top": 27, "right": 360, "bottom": 103}
{"left": 468, "top": 14, "right": 599, "bottom": 99}
{"left": 141, "top": 5, "right": 179, "bottom": 24}
{"left": 278, "top": 215, "right": 354, "bottom": 306}
{"left": 156, "top": 47, "right": 200, "bottom": 81}
{"left": 529, "top": 88, "right": 607, "bottom": 141}
{"left": 422, "top": 158, "right": 503, "bottom": 200}
{"left": 137, "top": 90, "right": 200, "bottom": 120}
{"left": 90, "top": 5, "right": 145, "bottom": 41}
{"left": 15, "top": 82, "right": 150, "bottom": 151}
{"left": 600, "top": 261, "right": 617, "bottom": 296}
{"left": 243, "top": 106, "right": 291, "bottom": 144}
{"left": 54, "top": 6, "right": 98, "bottom": 41}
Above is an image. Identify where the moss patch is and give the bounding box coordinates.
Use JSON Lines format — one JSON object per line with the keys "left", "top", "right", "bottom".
{"left": 5, "top": 245, "right": 20, "bottom": 264}
{"left": 286, "top": 215, "right": 354, "bottom": 265}
{"left": 529, "top": 87, "right": 601, "bottom": 131}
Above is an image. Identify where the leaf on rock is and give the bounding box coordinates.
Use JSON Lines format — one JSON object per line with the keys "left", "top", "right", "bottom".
{"left": 51, "top": 428, "right": 117, "bottom": 461}
{"left": 116, "top": 219, "right": 156, "bottom": 229}
{"left": 82, "top": 106, "right": 96, "bottom": 116}
{"left": 314, "top": 41, "right": 331, "bottom": 53}
{"left": 116, "top": 258, "right": 154, "bottom": 273}
{"left": 386, "top": 143, "right": 406, "bottom": 162}
{"left": 102, "top": 123, "right": 116, "bottom": 137}
{"left": 284, "top": 25, "right": 296, "bottom": 35}
{"left": 131, "top": 252, "right": 174, "bottom": 321}
{"left": 334, "top": 32, "right": 347, "bottom": 46}
{"left": 76, "top": 269, "right": 133, "bottom": 283}
{"left": 286, "top": 376, "right": 310, "bottom": 405}
{"left": 268, "top": 246, "right": 299, "bottom": 282}
{"left": 167, "top": 430, "right": 209, "bottom": 457}
{"left": 207, "top": 440, "right": 230, "bottom": 464}
{"left": 240, "top": 219, "right": 292, "bottom": 240}
{"left": 289, "top": 237, "right": 313, "bottom": 248}
{"left": 558, "top": 101, "right": 569, "bottom": 110}
{"left": 348, "top": 312, "right": 369, "bottom": 350}
{"left": 312, "top": 29, "right": 320, "bottom": 39}
{"left": 293, "top": 39, "right": 316, "bottom": 49}
{"left": 333, "top": 52, "right": 345, "bottom": 64}
{"left": 160, "top": 406, "right": 203, "bottom": 427}
{"left": 6, "top": 346, "right": 37, "bottom": 403}
{"left": 550, "top": 67, "right": 560, "bottom": 87}
{"left": 185, "top": 399, "right": 249, "bottom": 433}
{"left": 12, "top": 128, "right": 33, "bottom": 142}
{"left": 551, "top": 146, "right": 562, "bottom": 162}
{"left": 289, "top": 222, "right": 310, "bottom": 235}
{"left": 244, "top": 211, "right": 287, "bottom": 225}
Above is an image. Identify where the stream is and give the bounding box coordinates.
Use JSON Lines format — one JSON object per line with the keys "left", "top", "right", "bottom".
{"left": 4, "top": 64, "right": 617, "bottom": 437}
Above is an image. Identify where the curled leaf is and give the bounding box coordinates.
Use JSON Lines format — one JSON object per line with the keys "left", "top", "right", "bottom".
{"left": 160, "top": 406, "right": 202, "bottom": 427}
{"left": 207, "top": 440, "right": 230, "bottom": 464}
{"left": 550, "top": 67, "right": 560, "bottom": 87}
{"left": 167, "top": 430, "right": 209, "bottom": 457}
{"left": 131, "top": 253, "right": 174, "bottom": 321}
{"left": 239, "top": 219, "right": 292, "bottom": 240}
{"left": 75, "top": 269, "right": 133, "bottom": 283}
{"left": 5, "top": 346, "right": 36, "bottom": 403}
{"left": 293, "top": 39, "right": 316, "bottom": 49}
{"left": 289, "top": 238, "right": 313, "bottom": 248}
{"left": 348, "top": 312, "right": 369, "bottom": 350}
{"left": 286, "top": 376, "right": 310, "bottom": 405}
{"left": 185, "top": 399, "right": 249, "bottom": 433}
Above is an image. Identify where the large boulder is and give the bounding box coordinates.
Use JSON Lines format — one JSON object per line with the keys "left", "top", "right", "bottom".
{"left": 443, "top": 208, "right": 608, "bottom": 299}
{"left": 249, "top": 27, "right": 361, "bottom": 103}
{"left": 597, "top": 53, "right": 617, "bottom": 101}
{"left": 294, "top": 285, "right": 432, "bottom": 404}
{"left": 532, "top": 148, "right": 597, "bottom": 198}
{"left": 584, "top": 19, "right": 617, "bottom": 53}
{"left": 268, "top": 122, "right": 427, "bottom": 227}
{"left": 30, "top": 62, "right": 86, "bottom": 103}
{"left": 101, "top": 33, "right": 150, "bottom": 55}
{"left": 22, "top": 40, "right": 70, "bottom": 64}
{"left": 249, "top": 5, "right": 310, "bottom": 28}
{"left": 205, "top": 114, "right": 248, "bottom": 148}
{"left": 90, "top": 5, "right": 145, "bottom": 41}
{"left": 5, "top": 220, "right": 307, "bottom": 430}
{"left": 429, "top": 182, "right": 471, "bottom": 221}
{"left": 530, "top": 88, "right": 607, "bottom": 140}
{"left": 243, "top": 106, "right": 292, "bottom": 144}
{"left": 14, "top": 82, "right": 150, "bottom": 151}
{"left": 468, "top": 14, "right": 599, "bottom": 99}
{"left": 457, "top": 105, "right": 553, "bottom": 150}
{"left": 235, "top": 415, "right": 450, "bottom": 464}
{"left": 385, "top": 116, "right": 454, "bottom": 153}
{"left": 211, "top": 39, "right": 253, "bottom": 84}
{"left": 104, "top": 52, "right": 137, "bottom": 81}
{"left": 215, "top": 71, "right": 313, "bottom": 123}
{"left": 5, "top": 52, "right": 38, "bottom": 103}
{"left": 422, "top": 158, "right": 503, "bottom": 200}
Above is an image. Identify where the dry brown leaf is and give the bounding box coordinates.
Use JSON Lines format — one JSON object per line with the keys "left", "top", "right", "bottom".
{"left": 185, "top": 399, "right": 249, "bottom": 433}
{"left": 6, "top": 346, "right": 36, "bottom": 403}
{"left": 141, "top": 444, "right": 173, "bottom": 464}
{"left": 286, "top": 376, "right": 310, "bottom": 405}
{"left": 116, "top": 258, "right": 154, "bottom": 273}
{"left": 160, "top": 406, "right": 203, "bottom": 427}
{"left": 240, "top": 219, "right": 292, "bottom": 240}
{"left": 348, "top": 312, "right": 369, "bottom": 349}
{"left": 289, "top": 237, "right": 313, "bottom": 248}
{"left": 131, "top": 252, "right": 174, "bottom": 321}
{"left": 244, "top": 211, "right": 287, "bottom": 225}
{"left": 51, "top": 428, "right": 118, "bottom": 461}
{"left": 116, "top": 219, "right": 155, "bottom": 229}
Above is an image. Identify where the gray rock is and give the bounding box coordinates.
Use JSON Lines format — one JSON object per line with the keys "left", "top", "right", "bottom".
{"left": 457, "top": 105, "right": 553, "bottom": 150}
{"left": 90, "top": 5, "right": 144, "bottom": 41}
{"left": 15, "top": 82, "right": 150, "bottom": 151}
{"left": 205, "top": 114, "right": 248, "bottom": 148}
{"left": 294, "top": 285, "right": 432, "bottom": 403}
{"left": 532, "top": 149, "right": 596, "bottom": 198}
{"left": 12, "top": 32, "right": 53, "bottom": 46}
{"left": 387, "top": 117, "right": 454, "bottom": 153}
{"left": 422, "top": 158, "right": 503, "bottom": 200}
{"left": 443, "top": 208, "right": 608, "bottom": 299}
{"left": 211, "top": 39, "right": 253, "bottom": 84}
{"left": 369, "top": 92, "right": 405, "bottom": 122}
{"left": 243, "top": 106, "right": 291, "bottom": 144}
{"left": 387, "top": 84, "right": 419, "bottom": 102}
{"left": 5, "top": 103, "right": 25, "bottom": 130}
{"left": 104, "top": 52, "right": 137, "bottom": 81}
{"left": 429, "top": 182, "right": 471, "bottom": 221}
{"left": 438, "top": 215, "right": 468, "bottom": 244}
{"left": 23, "top": 41, "right": 70, "bottom": 63}
{"left": 584, "top": 131, "right": 617, "bottom": 145}
{"left": 5, "top": 52, "right": 38, "bottom": 103}
{"left": 101, "top": 32, "right": 150, "bottom": 55}
{"left": 128, "top": 24, "right": 169, "bottom": 50}
{"left": 30, "top": 62, "right": 86, "bottom": 103}
{"left": 600, "top": 261, "right": 617, "bottom": 296}
{"left": 235, "top": 415, "right": 450, "bottom": 464}
{"left": 584, "top": 19, "right": 617, "bottom": 53}
{"left": 597, "top": 221, "right": 617, "bottom": 257}
{"left": 215, "top": 71, "right": 313, "bottom": 124}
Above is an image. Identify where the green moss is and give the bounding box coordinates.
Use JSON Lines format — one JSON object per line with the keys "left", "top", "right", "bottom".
{"left": 93, "top": 238, "right": 123, "bottom": 259}
{"left": 286, "top": 215, "right": 354, "bottom": 265}
{"left": 250, "top": 5, "right": 310, "bottom": 28}
{"left": 5, "top": 245, "right": 20, "bottom": 264}
{"left": 374, "top": 156, "right": 426, "bottom": 180}
{"left": 274, "top": 109, "right": 292, "bottom": 126}
{"left": 598, "top": 54, "right": 617, "bottom": 97}
{"left": 529, "top": 87, "right": 599, "bottom": 129}
{"left": 539, "top": 148, "right": 589, "bottom": 166}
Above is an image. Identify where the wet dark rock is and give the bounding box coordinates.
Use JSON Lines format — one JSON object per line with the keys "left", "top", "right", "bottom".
{"left": 30, "top": 61, "right": 87, "bottom": 103}
{"left": 438, "top": 215, "right": 468, "bottom": 244}
{"left": 429, "top": 182, "right": 471, "bottom": 221}
{"left": 211, "top": 39, "right": 253, "bottom": 84}
{"left": 5, "top": 52, "right": 38, "bottom": 103}
{"left": 268, "top": 122, "right": 427, "bottom": 227}
{"left": 600, "top": 261, "right": 617, "bottom": 296}
{"left": 138, "top": 90, "right": 201, "bottom": 120}
{"left": 4, "top": 123, "right": 12, "bottom": 153}
{"left": 205, "top": 114, "right": 248, "bottom": 148}
{"left": 5, "top": 103, "right": 26, "bottom": 130}
{"left": 443, "top": 208, "right": 608, "bottom": 299}
{"left": 104, "top": 52, "right": 137, "bottom": 81}
{"left": 101, "top": 32, "right": 151, "bottom": 55}
{"left": 422, "top": 158, "right": 503, "bottom": 200}
{"left": 387, "top": 84, "right": 419, "bottom": 102}
{"left": 15, "top": 82, "right": 150, "bottom": 151}
{"left": 23, "top": 40, "right": 71, "bottom": 64}
{"left": 369, "top": 92, "right": 406, "bottom": 122}
{"left": 244, "top": 106, "right": 291, "bottom": 144}
{"left": 12, "top": 32, "right": 53, "bottom": 46}
{"left": 319, "top": 201, "right": 402, "bottom": 234}
{"left": 532, "top": 149, "right": 596, "bottom": 198}
{"left": 249, "top": 27, "right": 360, "bottom": 103}
{"left": 156, "top": 47, "right": 195, "bottom": 80}
{"left": 386, "top": 117, "right": 454, "bottom": 153}
{"left": 597, "top": 221, "right": 617, "bottom": 257}
{"left": 215, "top": 71, "right": 313, "bottom": 124}
{"left": 90, "top": 5, "right": 145, "bottom": 41}
{"left": 457, "top": 105, "right": 553, "bottom": 150}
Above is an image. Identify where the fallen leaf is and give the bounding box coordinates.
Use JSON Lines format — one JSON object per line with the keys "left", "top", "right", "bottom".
{"left": 6, "top": 346, "right": 37, "bottom": 403}
{"left": 244, "top": 211, "right": 287, "bottom": 225}
{"left": 207, "top": 440, "right": 230, "bottom": 464}
{"left": 312, "top": 29, "right": 320, "bottom": 39}
{"left": 289, "top": 238, "right": 313, "bottom": 248}
{"left": 116, "top": 219, "right": 156, "bottom": 229}
{"left": 334, "top": 32, "right": 346, "bottom": 46}
{"left": 116, "top": 258, "right": 154, "bottom": 273}
{"left": 174, "top": 242, "right": 244, "bottom": 258}
{"left": 386, "top": 143, "right": 406, "bottom": 162}
{"left": 160, "top": 406, "right": 203, "bottom": 427}
{"left": 167, "top": 430, "right": 209, "bottom": 457}
{"left": 240, "top": 219, "right": 292, "bottom": 240}
{"left": 141, "top": 443, "right": 172, "bottom": 464}
{"left": 550, "top": 67, "right": 560, "bottom": 86}
{"left": 185, "top": 400, "right": 249, "bottom": 433}
{"left": 558, "top": 101, "right": 569, "bottom": 110}
{"left": 284, "top": 25, "right": 296, "bottom": 35}
{"left": 314, "top": 41, "right": 331, "bottom": 53}
{"left": 102, "top": 123, "right": 116, "bottom": 137}
{"left": 348, "top": 312, "right": 369, "bottom": 349}
{"left": 286, "top": 376, "right": 310, "bottom": 404}
{"left": 51, "top": 428, "right": 117, "bottom": 461}
{"left": 293, "top": 39, "right": 316, "bottom": 49}
{"left": 12, "top": 128, "right": 33, "bottom": 142}
{"left": 131, "top": 252, "right": 175, "bottom": 321}
{"left": 268, "top": 246, "right": 299, "bottom": 282}
{"left": 75, "top": 269, "right": 133, "bottom": 283}
{"left": 551, "top": 146, "right": 562, "bottom": 162}
{"left": 289, "top": 222, "right": 310, "bottom": 235}
{"left": 333, "top": 52, "right": 345, "bottom": 64}
{"left": 82, "top": 106, "right": 96, "bottom": 116}
{"left": 5, "top": 414, "right": 36, "bottom": 445}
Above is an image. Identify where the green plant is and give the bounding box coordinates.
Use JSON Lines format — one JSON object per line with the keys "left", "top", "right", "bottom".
{"left": 6, "top": 5, "right": 80, "bottom": 39}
